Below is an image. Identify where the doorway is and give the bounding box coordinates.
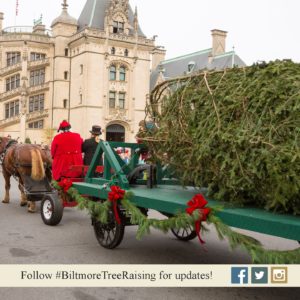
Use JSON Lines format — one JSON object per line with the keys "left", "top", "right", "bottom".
{"left": 106, "top": 124, "right": 125, "bottom": 142}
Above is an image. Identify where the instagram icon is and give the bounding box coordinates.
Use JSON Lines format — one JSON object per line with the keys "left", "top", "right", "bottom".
{"left": 271, "top": 267, "right": 288, "bottom": 284}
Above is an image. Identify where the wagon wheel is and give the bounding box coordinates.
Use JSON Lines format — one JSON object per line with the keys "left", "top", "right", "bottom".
{"left": 171, "top": 226, "right": 197, "bottom": 241}
{"left": 40, "top": 193, "right": 63, "bottom": 226}
{"left": 93, "top": 208, "right": 125, "bottom": 249}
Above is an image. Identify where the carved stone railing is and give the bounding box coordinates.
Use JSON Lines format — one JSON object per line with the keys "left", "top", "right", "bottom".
{"left": 0, "top": 32, "right": 52, "bottom": 44}
{"left": 28, "top": 58, "right": 50, "bottom": 70}
{"left": 0, "top": 63, "right": 22, "bottom": 77}
{"left": 26, "top": 109, "right": 49, "bottom": 122}
{"left": 2, "top": 26, "right": 52, "bottom": 36}
{"left": 0, "top": 115, "right": 20, "bottom": 128}
{"left": 0, "top": 87, "right": 22, "bottom": 102}
{"left": 27, "top": 82, "right": 50, "bottom": 94}
{"left": 0, "top": 109, "right": 49, "bottom": 128}
{"left": 70, "top": 28, "right": 154, "bottom": 47}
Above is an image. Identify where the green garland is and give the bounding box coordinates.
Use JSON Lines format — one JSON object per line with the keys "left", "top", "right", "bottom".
{"left": 52, "top": 180, "right": 300, "bottom": 263}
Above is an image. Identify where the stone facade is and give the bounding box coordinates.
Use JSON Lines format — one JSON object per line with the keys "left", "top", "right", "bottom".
{"left": 0, "top": 0, "right": 164, "bottom": 143}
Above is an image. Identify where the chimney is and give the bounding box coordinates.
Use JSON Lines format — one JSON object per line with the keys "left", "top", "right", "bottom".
{"left": 211, "top": 29, "right": 227, "bottom": 56}
{"left": 0, "top": 12, "right": 4, "bottom": 33}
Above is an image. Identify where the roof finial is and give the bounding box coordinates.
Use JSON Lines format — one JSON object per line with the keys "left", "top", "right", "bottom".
{"left": 134, "top": 6, "right": 138, "bottom": 32}
{"left": 62, "top": 0, "right": 68, "bottom": 11}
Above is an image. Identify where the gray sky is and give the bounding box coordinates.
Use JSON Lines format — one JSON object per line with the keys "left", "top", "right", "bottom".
{"left": 1, "top": 0, "right": 299, "bottom": 65}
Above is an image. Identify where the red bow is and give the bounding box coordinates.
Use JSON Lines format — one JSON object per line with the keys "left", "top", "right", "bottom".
{"left": 58, "top": 178, "right": 73, "bottom": 192}
{"left": 108, "top": 185, "right": 125, "bottom": 224}
{"left": 186, "top": 194, "right": 211, "bottom": 244}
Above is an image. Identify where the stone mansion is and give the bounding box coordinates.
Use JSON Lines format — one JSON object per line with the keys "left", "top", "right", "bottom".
{"left": 0, "top": 0, "right": 245, "bottom": 144}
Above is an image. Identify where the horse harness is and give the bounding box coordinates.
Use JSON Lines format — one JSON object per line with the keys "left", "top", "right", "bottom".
{"left": 1, "top": 141, "right": 52, "bottom": 194}
{"left": 0, "top": 141, "right": 49, "bottom": 175}
{"left": 0, "top": 139, "right": 18, "bottom": 165}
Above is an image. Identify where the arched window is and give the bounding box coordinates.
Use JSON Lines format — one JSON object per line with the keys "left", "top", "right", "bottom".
{"left": 124, "top": 49, "right": 128, "bottom": 57}
{"left": 106, "top": 124, "right": 125, "bottom": 142}
{"left": 110, "top": 65, "right": 116, "bottom": 81}
{"left": 119, "top": 66, "right": 126, "bottom": 81}
{"left": 111, "top": 47, "right": 115, "bottom": 55}
{"left": 113, "top": 21, "right": 124, "bottom": 34}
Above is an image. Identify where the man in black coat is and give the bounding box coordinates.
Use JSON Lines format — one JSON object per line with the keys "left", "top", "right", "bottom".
{"left": 82, "top": 125, "right": 102, "bottom": 165}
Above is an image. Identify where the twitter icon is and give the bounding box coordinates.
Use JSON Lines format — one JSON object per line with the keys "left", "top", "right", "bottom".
{"left": 251, "top": 267, "right": 268, "bottom": 284}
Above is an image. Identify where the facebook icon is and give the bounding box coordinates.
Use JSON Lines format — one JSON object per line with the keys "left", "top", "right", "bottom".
{"left": 231, "top": 267, "right": 248, "bottom": 284}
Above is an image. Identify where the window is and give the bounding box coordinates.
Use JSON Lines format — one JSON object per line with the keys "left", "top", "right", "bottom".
{"left": 187, "top": 61, "right": 195, "bottom": 73}
{"left": 79, "top": 94, "right": 82, "bottom": 104}
{"left": 109, "top": 91, "right": 116, "bottom": 108}
{"left": 80, "top": 64, "right": 83, "bottom": 74}
{"left": 5, "top": 100, "right": 19, "bottom": 119}
{"left": 113, "top": 21, "right": 124, "bottom": 33}
{"left": 65, "top": 48, "right": 69, "bottom": 57}
{"left": 6, "top": 74, "right": 20, "bottom": 91}
{"left": 63, "top": 99, "right": 68, "bottom": 109}
{"left": 119, "top": 92, "right": 125, "bottom": 109}
{"left": 64, "top": 71, "right": 68, "bottom": 80}
{"left": 110, "top": 65, "right": 116, "bottom": 81}
{"left": 30, "top": 68, "right": 45, "bottom": 86}
{"left": 124, "top": 49, "right": 128, "bottom": 57}
{"left": 119, "top": 66, "right": 126, "bottom": 81}
{"left": 111, "top": 47, "right": 116, "bottom": 55}
{"left": 6, "top": 52, "right": 21, "bottom": 67}
{"left": 30, "top": 52, "right": 46, "bottom": 61}
{"left": 29, "top": 94, "right": 44, "bottom": 113}
{"left": 28, "top": 120, "right": 44, "bottom": 129}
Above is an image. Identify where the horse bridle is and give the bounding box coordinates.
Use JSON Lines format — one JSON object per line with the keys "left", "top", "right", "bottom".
{"left": 0, "top": 139, "right": 18, "bottom": 165}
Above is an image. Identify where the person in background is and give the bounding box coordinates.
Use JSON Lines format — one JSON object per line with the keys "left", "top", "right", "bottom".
{"left": 82, "top": 125, "right": 102, "bottom": 165}
{"left": 123, "top": 149, "right": 130, "bottom": 164}
{"left": 51, "top": 120, "right": 83, "bottom": 180}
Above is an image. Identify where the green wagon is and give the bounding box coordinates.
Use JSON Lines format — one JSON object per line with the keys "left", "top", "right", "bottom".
{"left": 41, "top": 141, "right": 300, "bottom": 249}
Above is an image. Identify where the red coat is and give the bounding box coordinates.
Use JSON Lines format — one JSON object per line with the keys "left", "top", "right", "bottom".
{"left": 51, "top": 131, "right": 83, "bottom": 180}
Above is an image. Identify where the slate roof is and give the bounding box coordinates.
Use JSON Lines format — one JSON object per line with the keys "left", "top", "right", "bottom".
{"left": 150, "top": 49, "right": 246, "bottom": 90}
{"left": 77, "top": 0, "right": 145, "bottom": 36}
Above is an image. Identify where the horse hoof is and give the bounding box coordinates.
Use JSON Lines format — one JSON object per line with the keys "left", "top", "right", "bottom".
{"left": 2, "top": 200, "right": 9, "bottom": 204}
{"left": 20, "top": 202, "right": 27, "bottom": 207}
{"left": 28, "top": 208, "right": 35, "bottom": 213}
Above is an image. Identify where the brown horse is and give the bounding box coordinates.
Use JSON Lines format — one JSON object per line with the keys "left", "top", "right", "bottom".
{"left": 0, "top": 137, "right": 52, "bottom": 212}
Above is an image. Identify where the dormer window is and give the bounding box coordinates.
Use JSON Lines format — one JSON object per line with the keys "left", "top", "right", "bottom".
{"left": 113, "top": 21, "right": 124, "bottom": 33}
{"left": 187, "top": 61, "right": 195, "bottom": 73}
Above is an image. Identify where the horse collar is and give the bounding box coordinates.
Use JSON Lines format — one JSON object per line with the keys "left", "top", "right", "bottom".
{"left": 6, "top": 140, "right": 18, "bottom": 149}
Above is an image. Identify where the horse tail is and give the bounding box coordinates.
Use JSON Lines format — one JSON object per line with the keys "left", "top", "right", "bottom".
{"left": 31, "top": 149, "right": 45, "bottom": 181}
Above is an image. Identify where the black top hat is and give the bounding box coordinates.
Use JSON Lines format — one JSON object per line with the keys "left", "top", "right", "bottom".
{"left": 90, "top": 125, "right": 102, "bottom": 135}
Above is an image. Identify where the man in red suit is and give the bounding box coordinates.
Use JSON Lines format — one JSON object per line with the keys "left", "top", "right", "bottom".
{"left": 51, "top": 120, "right": 83, "bottom": 180}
